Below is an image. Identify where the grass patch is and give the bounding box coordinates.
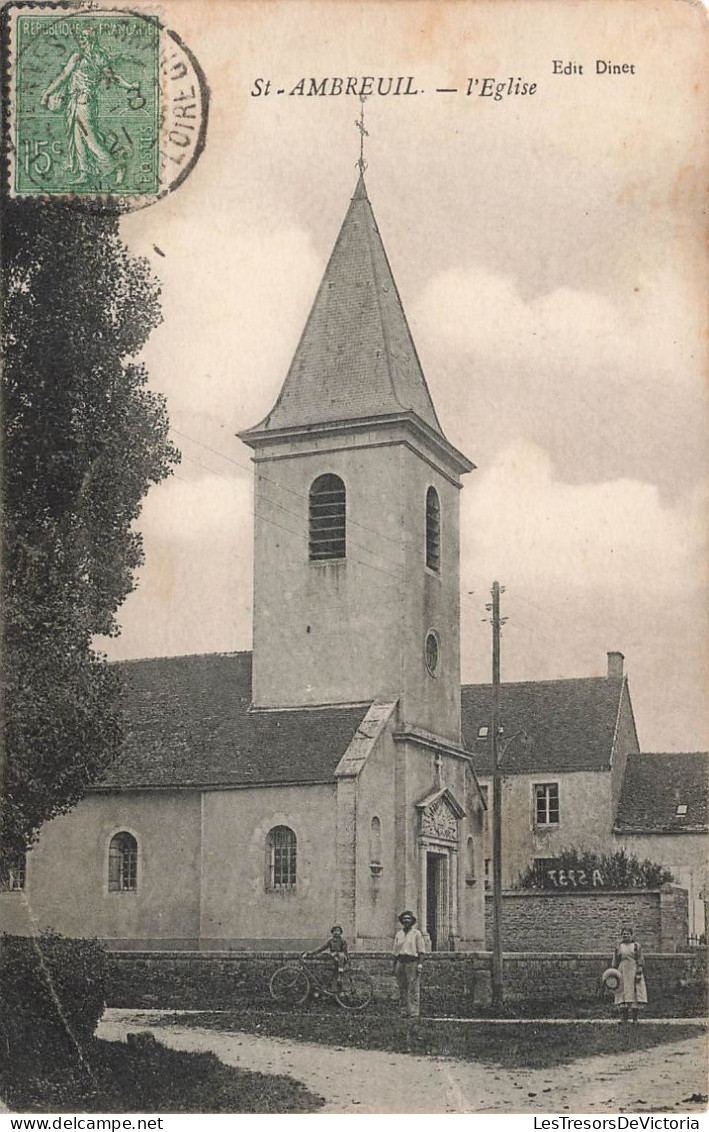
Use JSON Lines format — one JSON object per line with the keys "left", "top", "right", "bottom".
{"left": 163, "top": 1008, "right": 706, "bottom": 1070}
{"left": 0, "top": 1032, "right": 324, "bottom": 1113}
{"left": 470, "top": 994, "right": 708, "bottom": 1020}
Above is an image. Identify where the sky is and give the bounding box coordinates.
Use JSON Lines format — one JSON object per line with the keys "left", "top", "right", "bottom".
{"left": 103, "top": 0, "right": 709, "bottom": 753}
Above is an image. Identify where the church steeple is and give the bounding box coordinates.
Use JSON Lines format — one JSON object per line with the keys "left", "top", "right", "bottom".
{"left": 240, "top": 172, "right": 473, "bottom": 739}
{"left": 240, "top": 175, "right": 469, "bottom": 476}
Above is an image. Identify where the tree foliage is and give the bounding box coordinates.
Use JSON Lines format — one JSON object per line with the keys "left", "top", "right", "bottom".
{"left": 515, "top": 846, "right": 675, "bottom": 890}
{"left": 2, "top": 199, "right": 179, "bottom": 857}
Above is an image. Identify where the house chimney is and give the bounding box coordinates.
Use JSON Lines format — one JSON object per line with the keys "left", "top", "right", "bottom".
{"left": 607, "top": 651, "right": 624, "bottom": 679}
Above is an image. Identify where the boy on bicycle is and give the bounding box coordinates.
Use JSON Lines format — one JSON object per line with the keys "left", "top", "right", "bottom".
{"left": 303, "top": 925, "right": 349, "bottom": 988}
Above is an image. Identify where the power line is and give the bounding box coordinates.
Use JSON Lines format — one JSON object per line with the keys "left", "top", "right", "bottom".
{"left": 176, "top": 450, "right": 401, "bottom": 584}
{"left": 171, "top": 426, "right": 404, "bottom": 550}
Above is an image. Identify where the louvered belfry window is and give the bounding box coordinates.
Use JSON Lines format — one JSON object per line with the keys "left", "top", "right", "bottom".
{"left": 309, "top": 474, "right": 346, "bottom": 561}
{"left": 426, "top": 486, "right": 440, "bottom": 572}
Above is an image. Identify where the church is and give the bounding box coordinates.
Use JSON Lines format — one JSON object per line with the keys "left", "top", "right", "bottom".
{"left": 2, "top": 173, "right": 488, "bottom": 952}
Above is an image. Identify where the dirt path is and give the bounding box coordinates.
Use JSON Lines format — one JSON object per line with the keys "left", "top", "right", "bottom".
{"left": 99, "top": 1010, "right": 708, "bottom": 1114}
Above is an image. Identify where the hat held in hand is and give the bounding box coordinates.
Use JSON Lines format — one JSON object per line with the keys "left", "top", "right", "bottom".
{"left": 601, "top": 967, "right": 621, "bottom": 991}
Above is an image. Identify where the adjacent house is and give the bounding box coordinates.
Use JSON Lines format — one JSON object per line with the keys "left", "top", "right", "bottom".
{"left": 462, "top": 656, "right": 708, "bottom": 942}
{"left": 461, "top": 650, "right": 640, "bottom": 888}
{"left": 614, "top": 752, "right": 708, "bottom": 938}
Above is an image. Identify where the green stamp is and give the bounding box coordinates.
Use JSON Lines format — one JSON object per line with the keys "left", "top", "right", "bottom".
{"left": 12, "top": 11, "right": 160, "bottom": 196}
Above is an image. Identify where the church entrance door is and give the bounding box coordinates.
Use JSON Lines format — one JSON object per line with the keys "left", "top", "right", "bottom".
{"left": 426, "top": 851, "right": 448, "bottom": 951}
{"left": 417, "top": 787, "right": 465, "bottom": 951}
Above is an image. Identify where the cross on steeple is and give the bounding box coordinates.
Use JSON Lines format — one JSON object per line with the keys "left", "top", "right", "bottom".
{"left": 355, "top": 94, "right": 369, "bottom": 174}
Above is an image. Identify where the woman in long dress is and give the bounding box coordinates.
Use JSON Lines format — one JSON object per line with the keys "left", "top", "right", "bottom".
{"left": 612, "top": 926, "right": 648, "bottom": 1023}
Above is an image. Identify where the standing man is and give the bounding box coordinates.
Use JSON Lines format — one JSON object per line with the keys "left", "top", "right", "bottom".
{"left": 392, "top": 910, "right": 426, "bottom": 1018}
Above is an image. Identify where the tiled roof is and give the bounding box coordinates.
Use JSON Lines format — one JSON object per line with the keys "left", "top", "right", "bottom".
{"left": 461, "top": 677, "right": 626, "bottom": 775}
{"left": 614, "top": 752, "right": 709, "bottom": 833}
{"left": 98, "top": 652, "right": 369, "bottom": 790}
{"left": 99, "top": 656, "right": 634, "bottom": 789}
{"left": 243, "top": 174, "right": 445, "bottom": 438}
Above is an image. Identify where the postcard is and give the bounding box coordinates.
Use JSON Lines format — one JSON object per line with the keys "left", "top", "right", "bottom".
{"left": 1, "top": 0, "right": 707, "bottom": 1120}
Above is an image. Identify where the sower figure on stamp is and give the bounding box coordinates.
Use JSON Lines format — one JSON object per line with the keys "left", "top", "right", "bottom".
{"left": 392, "top": 910, "right": 426, "bottom": 1018}
{"left": 40, "top": 25, "right": 139, "bottom": 187}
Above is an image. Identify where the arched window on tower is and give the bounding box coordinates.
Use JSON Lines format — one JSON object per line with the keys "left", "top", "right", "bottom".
{"left": 425, "top": 486, "right": 440, "bottom": 572}
{"left": 108, "top": 832, "right": 138, "bottom": 892}
{"left": 266, "top": 826, "right": 297, "bottom": 889}
{"left": 309, "top": 474, "right": 346, "bottom": 561}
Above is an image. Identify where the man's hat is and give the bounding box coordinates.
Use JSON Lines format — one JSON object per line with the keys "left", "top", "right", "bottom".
{"left": 398, "top": 910, "right": 416, "bottom": 924}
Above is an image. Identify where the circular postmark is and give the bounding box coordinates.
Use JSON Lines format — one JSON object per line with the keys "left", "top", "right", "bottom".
{"left": 5, "top": 3, "right": 209, "bottom": 210}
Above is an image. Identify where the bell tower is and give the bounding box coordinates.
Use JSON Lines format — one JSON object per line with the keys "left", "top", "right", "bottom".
{"left": 239, "top": 173, "right": 473, "bottom": 746}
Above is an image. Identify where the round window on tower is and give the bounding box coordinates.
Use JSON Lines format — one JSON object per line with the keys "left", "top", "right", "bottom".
{"left": 424, "top": 630, "right": 440, "bottom": 677}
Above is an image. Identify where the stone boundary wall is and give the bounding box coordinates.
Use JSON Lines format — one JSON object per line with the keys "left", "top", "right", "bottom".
{"left": 106, "top": 951, "right": 484, "bottom": 1016}
{"left": 499, "top": 951, "right": 706, "bottom": 1012}
{"left": 484, "top": 886, "right": 688, "bottom": 953}
{"left": 105, "top": 948, "right": 706, "bottom": 1016}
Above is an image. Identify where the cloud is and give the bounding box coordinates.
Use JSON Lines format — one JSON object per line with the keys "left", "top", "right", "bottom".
{"left": 414, "top": 263, "right": 705, "bottom": 391}
{"left": 101, "top": 473, "right": 253, "bottom": 660}
{"left": 123, "top": 213, "right": 324, "bottom": 430}
{"left": 458, "top": 441, "right": 709, "bottom": 748}
{"left": 462, "top": 439, "right": 706, "bottom": 594}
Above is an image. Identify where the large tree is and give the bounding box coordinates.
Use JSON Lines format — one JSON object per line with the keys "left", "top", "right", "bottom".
{"left": 2, "top": 200, "right": 179, "bottom": 860}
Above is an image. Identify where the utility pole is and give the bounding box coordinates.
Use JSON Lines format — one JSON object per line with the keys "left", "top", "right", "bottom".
{"left": 488, "top": 580, "right": 505, "bottom": 1010}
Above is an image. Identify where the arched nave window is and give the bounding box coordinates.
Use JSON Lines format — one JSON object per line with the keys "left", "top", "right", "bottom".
{"left": 266, "top": 826, "right": 297, "bottom": 889}
{"left": 108, "top": 832, "right": 138, "bottom": 892}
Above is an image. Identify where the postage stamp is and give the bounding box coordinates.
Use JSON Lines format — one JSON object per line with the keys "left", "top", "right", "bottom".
{"left": 5, "top": 4, "right": 208, "bottom": 205}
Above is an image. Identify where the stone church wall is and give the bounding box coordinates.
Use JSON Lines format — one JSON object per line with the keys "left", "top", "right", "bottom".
{"left": 352, "top": 724, "right": 398, "bottom": 948}
{"left": 2, "top": 791, "right": 202, "bottom": 944}
{"left": 199, "top": 783, "right": 338, "bottom": 947}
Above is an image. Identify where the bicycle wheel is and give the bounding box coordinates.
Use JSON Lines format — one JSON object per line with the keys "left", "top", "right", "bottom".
{"left": 269, "top": 965, "right": 310, "bottom": 1005}
{"left": 335, "top": 968, "right": 373, "bottom": 1010}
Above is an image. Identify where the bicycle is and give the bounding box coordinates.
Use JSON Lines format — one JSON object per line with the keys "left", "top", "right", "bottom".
{"left": 269, "top": 956, "right": 374, "bottom": 1010}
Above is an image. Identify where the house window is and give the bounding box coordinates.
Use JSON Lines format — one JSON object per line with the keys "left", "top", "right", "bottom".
{"left": 108, "top": 832, "right": 138, "bottom": 892}
{"left": 484, "top": 858, "right": 492, "bottom": 890}
{"left": 0, "top": 850, "right": 26, "bottom": 891}
{"left": 425, "top": 486, "right": 440, "bottom": 572}
{"left": 309, "top": 474, "right": 346, "bottom": 561}
{"left": 676, "top": 804, "right": 688, "bottom": 816}
{"left": 267, "top": 826, "right": 297, "bottom": 889}
{"left": 534, "top": 783, "right": 560, "bottom": 826}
